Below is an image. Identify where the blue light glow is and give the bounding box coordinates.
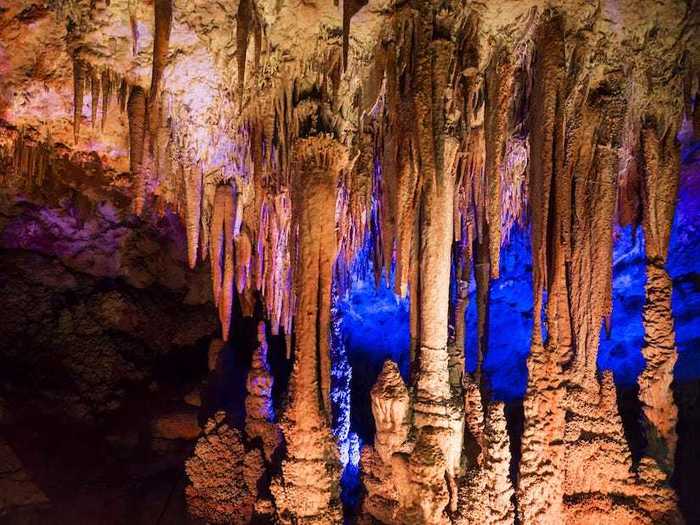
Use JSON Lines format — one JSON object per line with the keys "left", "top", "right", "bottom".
{"left": 335, "top": 145, "right": 700, "bottom": 439}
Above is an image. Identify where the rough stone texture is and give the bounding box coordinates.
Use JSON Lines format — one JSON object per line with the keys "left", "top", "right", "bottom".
{"left": 361, "top": 360, "right": 411, "bottom": 523}
{"left": 245, "top": 321, "right": 282, "bottom": 462}
{"left": 0, "top": 438, "right": 49, "bottom": 514}
{"left": 1, "top": 0, "right": 697, "bottom": 522}
{"left": 185, "top": 411, "right": 264, "bottom": 524}
{"left": 638, "top": 120, "right": 681, "bottom": 473}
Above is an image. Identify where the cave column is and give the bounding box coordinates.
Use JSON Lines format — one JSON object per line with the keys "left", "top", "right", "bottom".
{"left": 408, "top": 26, "right": 463, "bottom": 519}
{"left": 517, "top": 15, "right": 568, "bottom": 524}
{"left": 270, "top": 135, "right": 347, "bottom": 524}
{"left": 638, "top": 118, "right": 680, "bottom": 473}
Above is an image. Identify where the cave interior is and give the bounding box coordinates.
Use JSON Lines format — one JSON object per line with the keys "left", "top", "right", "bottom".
{"left": 1, "top": 0, "right": 700, "bottom": 523}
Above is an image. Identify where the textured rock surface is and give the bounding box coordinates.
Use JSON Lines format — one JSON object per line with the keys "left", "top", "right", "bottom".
{"left": 245, "top": 322, "right": 282, "bottom": 462}
{"left": 1, "top": 0, "right": 698, "bottom": 522}
{"left": 185, "top": 412, "right": 264, "bottom": 524}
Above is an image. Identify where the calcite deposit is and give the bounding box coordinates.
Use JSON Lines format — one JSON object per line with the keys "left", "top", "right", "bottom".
{"left": 1, "top": 0, "right": 699, "bottom": 523}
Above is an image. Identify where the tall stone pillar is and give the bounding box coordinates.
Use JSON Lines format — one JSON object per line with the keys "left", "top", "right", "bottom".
{"left": 271, "top": 135, "right": 347, "bottom": 524}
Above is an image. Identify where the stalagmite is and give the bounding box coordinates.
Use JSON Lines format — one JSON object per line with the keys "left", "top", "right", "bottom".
{"left": 638, "top": 118, "right": 680, "bottom": 473}
{"left": 361, "top": 360, "right": 411, "bottom": 523}
{"left": 482, "top": 403, "right": 515, "bottom": 525}
{"left": 185, "top": 412, "right": 264, "bottom": 524}
{"left": 562, "top": 373, "right": 646, "bottom": 524}
{"left": 245, "top": 322, "right": 282, "bottom": 461}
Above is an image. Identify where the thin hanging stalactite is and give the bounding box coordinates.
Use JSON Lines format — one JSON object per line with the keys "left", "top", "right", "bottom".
{"left": 483, "top": 50, "right": 514, "bottom": 281}
{"left": 236, "top": 0, "right": 253, "bottom": 103}
{"left": 184, "top": 165, "right": 203, "bottom": 269}
{"left": 210, "top": 185, "right": 229, "bottom": 307}
{"left": 100, "top": 69, "right": 113, "bottom": 131}
{"left": 72, "top": 57, "right": 85, "bottom": 144}
{"left": 221, "top": 184, "right": 236, "bottom": 341}
{"left": 127, "top": 86, "right": 147, "bottom": 212}
{"left": 90, "top": 67, "right": 100, "bottom": 128}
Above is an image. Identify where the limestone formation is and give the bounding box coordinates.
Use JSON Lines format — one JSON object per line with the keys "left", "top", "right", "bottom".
{"left": 361, "top": 360, "right": 412, "bottom": 523}
{"left": 0, "top": 0, "right": 697, "bottom": 522}
{"left": 245, "top": 321, "right": 282, "bottom": 462}
{"left": 270, "top": 136, "right": 346, "bottom": 524}
{"left": 185, "top": 412, "right": 265, "bottom": 524}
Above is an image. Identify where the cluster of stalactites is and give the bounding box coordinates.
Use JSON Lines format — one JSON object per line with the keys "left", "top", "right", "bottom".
{"left": 72, "top": 60, "right": 130, "bottom": 144}
{"left": 359, "top": 9, "right": 532, "bottom": 403}
{"left": 515, "top": 9, "right": 688, "bottom": 524}
{"left": 3, "top": 130, "right": 53, "bottom": 191}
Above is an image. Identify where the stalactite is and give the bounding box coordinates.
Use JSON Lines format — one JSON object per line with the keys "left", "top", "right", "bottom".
{"left": 483, "top": 50, "right": 514, "bottom": 280}
{"left": 127, "top": 86, "right": 148, "bottom": 214}
{"left": 118, "top": 78, "right": 128, "bottom": 113}
{"left": 449, "top": 264, "right": 469, "bottom": 391}
{"left": 220, "top": 184, "right": 236, "bottom": 341}
{"left": 184, "top": 165, "right": 203, "bottom": 269}
{"left": 199, "top": 181, "right": 216, "bottom": 263}
{"left": 236, "top": 0, "right": 252, "bottom": 102}
{"left": 150, "top": 0, "right": 172, "bottom": 101}
{"left": 129, "top": 0, "right": 139, "bottom": 56}
{"left": 474, "top": 234, "right": 490, "bottom": 390}
{"left": 210, "top": 185, "right": 230, "bottom": 307}
{"left": 149, "top": 0, "right": 172, "bottom": 144}
{"left": 154, "top": 95, "right": 172, "bottom": 200}
{"left": 341, "top": 0, "right": 368, "bottom": 70}
{"left": 72, "top": 58, "right": 84, "bottom": 144}
{"left": 100, "top": 69, "right": 112, "bottom": 131}
{"left": 90, "top": 68, "right": 99, "bottom": 128}
{"left": 638, "top": 117, "right": 680, "bottom": 473}
{"left": 235, "top": 229, "right": 252, "bottom": 293}
{"left": 127, "top": 86, "right": 146, "bottom": 177}
{"left": 380, "top": 11, "right": 421, "bottom": 297}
